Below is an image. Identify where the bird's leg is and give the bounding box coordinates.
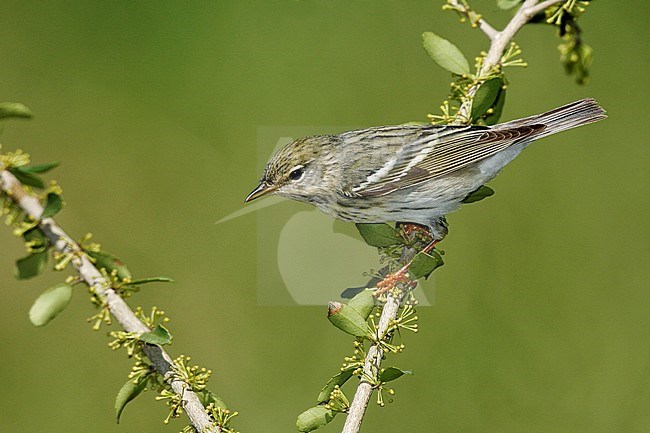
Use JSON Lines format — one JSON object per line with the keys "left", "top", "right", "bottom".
{"left": 374, "top": 228, "right": 440, "bottom": 297}
{"left": 395, "top": 237, "right": 441, "bottom": 276}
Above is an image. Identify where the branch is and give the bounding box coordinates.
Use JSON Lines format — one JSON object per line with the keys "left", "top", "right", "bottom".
{"left": 341, "top": 233, "right": 430, "bottom": 433}
{"left": 483, "top": 0, "right": 552, "bottom": 68}
{"left": 446, "top": 0, "right": 499, "bottom": 40}
{"left": 526, "top": 0, "right": 565, "bottom": 18}
{"left": 455, "top": 0, "right": 564, "bottom": 122}
{"left": 341, "top": 295, "right": 401, "bottom": 433}
{"left": 343, "top": 1, "right": 571, "bottom": 431}
{"left": 474, "top": 17, "right": 499, "bottom": 41}
{"left": 0, "top": 169, "right": 219, "bottom": 433}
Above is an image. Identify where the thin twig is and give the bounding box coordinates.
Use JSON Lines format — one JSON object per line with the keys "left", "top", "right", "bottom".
{"left": 455, "top": 0, "right": 563, "bottom": 122}
{"left": 341, "top": 295, "right": 401, "bottom": 433}
{"left": 483, "top": 0, "right": 544, "bottom": 68}
{"left": 0, "top": 169, "right": 219, "bottom": 433}
{"left": 526, "top": 0, "right": 565, "bottom": 18}
{"left": 446, "top": 0, "right": 499, "bottom": 40}
{"left": 342, "top": 1, "right": 568, "bottom": 432}
{"left": 342, "top": 239, "right": 423, "bottom": 433}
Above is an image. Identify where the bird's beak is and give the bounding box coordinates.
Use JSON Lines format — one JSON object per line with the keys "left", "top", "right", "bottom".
{"left": 244, "top": 181, "right": 277, "bottom": 203}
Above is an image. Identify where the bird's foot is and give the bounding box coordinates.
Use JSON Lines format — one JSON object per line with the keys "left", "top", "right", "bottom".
{"left": 374, "top": 238, "right": 441, "bottom": 297}
{"left": 374, "top": 269, "right": 414, "bottom": 297}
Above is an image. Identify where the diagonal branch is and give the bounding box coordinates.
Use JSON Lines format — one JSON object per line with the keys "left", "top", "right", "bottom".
{"left": 341, "top": 238, "right": 423, "bottom": 433}
{"left": 526, "top": 0, "right": 565, "bottom": 18}
{"left": 341, "top": 295, "right": 401, "bottom": 433}
{"left": 0, "top": 169, "right": 220, "bottom": 433}
{"left": 446, "top": 0, "right": 499, "bottom": 40}
{"left": 343, "top": 1, "right": 570, "bottom": 432}
{"left": 455, "top": 0, "right": 565, "bottom": 122}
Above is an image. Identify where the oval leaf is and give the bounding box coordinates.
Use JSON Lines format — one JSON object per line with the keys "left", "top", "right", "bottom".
{"left": 41, "top": 192, "right": 63, "bottom": 219}
{"left": 462, "top": 185, "right": 495, "bottom": 204}
{"left": 296, "top": 406, "right": 336, "bottom": 432}
{"left": 355, "top": 223, "right": 403, "bottom": 247}
{"left": 327, "top": 302, "right": 372, "bottom": 338}
{"left": 20, "top": 161, "right": 60, "bottom": 174}
{"left": 139, "top": 324, "right": 172, "bottom": 346}
{"left": 115, "top": 378, "right": 147, "bottom": 423}
{"left": 197, "top": 389, "right": 228, "bottom": 410}
{"left": 123, "top": 276, "right": 173, "bottom": 286}
{"left": 347, "top": 289, "right": 376, "bottom": 320}
{"left": 85, "top": 249, "right": 132, "bottom": 280}
{"left": 484, "top": 86, "right": 507, "bottom": 125}
{"left": 0, "top": 102, "right": 33, "bottom": 119}
{"left": 409, "top": 250, "right": 444, "bottom": 280}
{"left": 23, "top": 227, "right": 48, "bottom": 248}
{"left": 8, "top": 167, "right": 45, "bottom": 189}
{"left": 422, "top": 31, "right": 470, "bottom": 75}
{"left": 317, "top": 366, "right": 356, "bottom": 404}
{"left": 29, "top": 283, "right": 73, "bottom": 326}
{"left": 342, "top": 273, "right": 383, "bottom": 299}
{"left": 497, "top": 0, "right": 522, "bottom": 10}
{"left": 340, "top": 286, "right": 364, "bottom": 299}
{"left": 15, "top": 250, "right": 48, "bottom": 280}
{"left": 379, "top": 366, "right": 413, "bottom": 383}
{"left": 471, "top": 77, "right": 503, "bottom": 121}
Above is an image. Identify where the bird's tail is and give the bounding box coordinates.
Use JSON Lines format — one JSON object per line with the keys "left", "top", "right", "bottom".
{"left": 499, "top": 98, "right": 607, "bottom": 140}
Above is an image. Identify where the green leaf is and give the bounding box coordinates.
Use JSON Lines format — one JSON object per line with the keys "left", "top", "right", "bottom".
{"left": 20, "top": 161, "right": 60, "bottom": 174}
{"left": 497, "top": 0, "right": 522, "bottom": 10}
{"left": 409, "top": 250, "right": 444, "bottom": 280}
{"left": 462, "top": 185, "right": 495, "bottom": 204}
{"left": 355, "top": 223, "right": 403, "bottom": 247}
{"left": 85, "top": 249, "right": 132, "bottom": 280}
{"left": 317, "top": 366, "right": 356, "bottom": 404}
{"left": 8, "top": 167, "right": 45, "bottom": 189}
{"left": 28, "top": 283, "right": 73, "bottom": 326}
{"left": 471, "top": 77, "right": 503, "bottom": 121}
{"left": 123, "top": 276, "right": 173, "bottom": 286}
{"left": 15, "top": 250, "right": 48, "bottom": 279}
{"left": 0, "top": 102, "right": 33, "bottom": 120}
{"left": 139, "top": 324, "right": 172, "bottom": 346}
{"left": 347, "top": 289, "right": 376, "bottom": 320}
{"left": 342, "top": 273, "right": 383, "bottom": 298}
{"left": 340, "top": 286, "right": 364, "bottom": 299}
{"left": 41, "top": 192, "right": 63, "bottom": 219}
{"left": 379, "top": 366, "right": 413, "bottom": 383}
{"left": 562, "top": 41, "right": 593, "bottom": 85}
{"left": 197, "top": 390, "right": 228, "bottom": 410}
{"left": 484, "top": 86, "right": 506, "bottom": 125}
{"left": 296, "top": 406, "right": 336, "bottom": 432}
{"left": 327, "top": 302, "right": 372, "bottom": 338}
{"left": 23, "top": 227, "right": 48, "bottom": 249}
{"left": 422, "top": 31, "right": 470, "bottom": 75}
{"left": 115, "top": 378, "right": 148, "bottom": 423}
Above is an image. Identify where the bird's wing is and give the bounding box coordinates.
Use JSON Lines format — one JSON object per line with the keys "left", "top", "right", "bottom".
{"left": 347, "top": 123, "right": 545, "bottom": 197}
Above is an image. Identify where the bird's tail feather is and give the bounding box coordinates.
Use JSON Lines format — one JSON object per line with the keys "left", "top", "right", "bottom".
{"left": 500, "top": 98, "right": 607, "bottom": 140}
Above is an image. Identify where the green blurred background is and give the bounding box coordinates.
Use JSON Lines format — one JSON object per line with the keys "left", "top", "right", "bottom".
{"left": 1, "top": 1, "right": 648, "bottom": 432}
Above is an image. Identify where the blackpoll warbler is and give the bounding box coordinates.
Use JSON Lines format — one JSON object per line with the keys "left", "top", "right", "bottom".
{"left": 246, "top": 98, "right": 606, "bottom": 240}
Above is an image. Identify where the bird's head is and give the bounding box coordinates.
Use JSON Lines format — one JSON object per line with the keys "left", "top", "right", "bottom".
{"left": 245, "top": 135, "right": 338, "bottom": 204}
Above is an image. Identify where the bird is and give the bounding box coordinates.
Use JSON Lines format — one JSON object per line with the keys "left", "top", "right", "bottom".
{"left": 245, "top": 98, "right": 606, "bottom": 241}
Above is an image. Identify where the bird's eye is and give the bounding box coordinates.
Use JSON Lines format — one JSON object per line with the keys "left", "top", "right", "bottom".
{"left": 288, "top": 166, "right": 305, "bottom": 181}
